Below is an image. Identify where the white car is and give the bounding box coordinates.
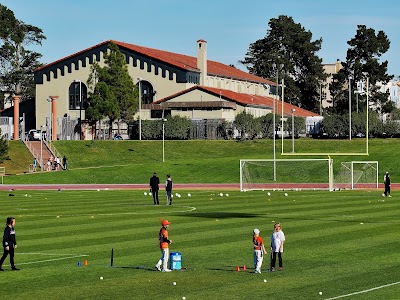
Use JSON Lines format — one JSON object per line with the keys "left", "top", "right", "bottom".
{"left": 28, "top": 129, "right": 41, "bottom": 141}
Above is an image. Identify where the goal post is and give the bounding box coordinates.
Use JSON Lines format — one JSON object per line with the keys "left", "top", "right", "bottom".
{"left": 240, "top": 159, "right": 333, "bottom": 191}
{"left": 333, "top": 161, "right": 378, "bottom": 190}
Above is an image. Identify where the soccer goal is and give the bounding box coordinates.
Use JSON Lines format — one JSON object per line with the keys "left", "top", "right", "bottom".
{"left": 240, "top": 159, "right": 333, "bottom": 191}
{"left": 333, "top": 161, "right": 379, "bottom": 190}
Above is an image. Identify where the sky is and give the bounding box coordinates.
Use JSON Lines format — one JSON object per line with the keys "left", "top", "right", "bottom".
{"left": 2, "top": 0, "right": 400, "bottom": 77}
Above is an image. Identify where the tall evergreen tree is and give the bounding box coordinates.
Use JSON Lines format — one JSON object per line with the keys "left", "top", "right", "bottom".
{"left": 241, "top": 15, "right": 326, "bottom": 112}
{"left": 86, "top": 43, "right": 138, "bottom": 139}
{"left": 0, "top": 4, "right": 46, "bottom": 100}
{"left": 329, "top": 25, "right": 393, "bottom": 114}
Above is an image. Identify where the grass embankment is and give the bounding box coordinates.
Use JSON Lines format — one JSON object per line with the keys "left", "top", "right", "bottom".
{"left": 1, "top": 138, "right": 398, "bottom": 184}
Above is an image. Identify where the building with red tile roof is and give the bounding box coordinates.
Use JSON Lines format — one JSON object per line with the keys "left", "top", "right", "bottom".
{"left": 33, "top": 39, "right": 319, "bottom": 139}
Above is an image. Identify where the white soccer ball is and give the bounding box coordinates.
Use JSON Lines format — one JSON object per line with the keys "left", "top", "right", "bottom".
{"left": 284, "top": 193, "right": 288, "bottom": 196}
{"left": 225, "top": 193, "right": 229, "bottom": 197}
{"left": 173, "top": 281, "right": 177, "bottom": 285}
{"left": 149, "top": 192, "right": 152, "bottom": 196}
{"left": 100, "top": 276, "right": 103, "bottom": 280}
{"left": 188, "top": 193, "right": 191, "bottom": 197}
{"left": 144, "top": 192, "right": 147, "bottom": 196}
{"left": 267, "top": 192, "right": 271, "bottom": 196}
{"left": 263, "top": 279, "right": 267, "bottom": 282}
{"left": 219, "top": 193, "right": 223, "bottom": 197}
{"left": 319, "top": 291, "right": 322, "bottom": 295}
{"left": 182, "top": 297, "right": 186, "bottom": 300}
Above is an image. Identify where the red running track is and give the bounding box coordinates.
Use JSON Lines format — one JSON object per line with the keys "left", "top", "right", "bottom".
{"left": 0, "top": 183, "right": 397, "bottom": 191}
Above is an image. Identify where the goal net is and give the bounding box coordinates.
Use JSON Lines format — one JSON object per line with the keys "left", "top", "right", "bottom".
{"left": 240, "top": 159, "right": 333, "bottom": 191}
{"left": 333, "top": 161, "right": 379, "bottom": 190}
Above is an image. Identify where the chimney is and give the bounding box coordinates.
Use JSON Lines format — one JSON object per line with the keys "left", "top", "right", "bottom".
{"left": 197, "top": 39, "right": 207, "bottom": 86}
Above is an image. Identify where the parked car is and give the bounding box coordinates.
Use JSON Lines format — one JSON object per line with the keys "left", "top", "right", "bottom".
{"left": 28, "top": 129, "right": 41, "bottom": 141}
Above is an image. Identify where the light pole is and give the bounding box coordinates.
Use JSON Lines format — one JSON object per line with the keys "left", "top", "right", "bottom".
{"left": 271, "top": 63, "right": 283, "bottom": 181}
{"left": 162, "top": 117, "right": 167, "bottom": 163}
{"left": 291, "top": 108, "right": 296, "bottom": 153}
{"left": 40, "top": 125, "right": 44, "bottom": 171}
{"left": 348, "top": 75, "right": 352, "bottom": 140}
{"left": 73, "top": 79, "right": 82, "bottom": 140}
{"left": 319, "top": 80, "right": 323, "bottom": 115}
{"left": 137, "top": 78, "right": 142, "bottom": 140}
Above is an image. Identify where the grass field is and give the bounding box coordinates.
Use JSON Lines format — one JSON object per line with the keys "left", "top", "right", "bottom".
{"left": 2, "top": 188, "right": 400, "bottom": 299}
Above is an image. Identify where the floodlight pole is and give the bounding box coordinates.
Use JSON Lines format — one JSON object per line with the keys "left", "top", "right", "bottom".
{"left": 319, "top": 81, "right": 323, "bottom": 115}
{"left": 291, "top": 108, "right": 296, "bottom": 153}
{"left": 348, "top": 75, "right": 352, "bottom": 140}
{"left": 137, "top": 78, "right": 142, "bottom": 141}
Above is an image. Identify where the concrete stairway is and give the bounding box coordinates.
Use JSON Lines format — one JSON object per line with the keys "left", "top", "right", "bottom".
{"left": 24, "top": 141, "right": 58, "bottom": 170}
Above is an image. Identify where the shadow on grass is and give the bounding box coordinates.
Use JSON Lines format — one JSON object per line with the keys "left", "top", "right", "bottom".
{"left": 182, "top": 212, "right": 261, "bottom": 219}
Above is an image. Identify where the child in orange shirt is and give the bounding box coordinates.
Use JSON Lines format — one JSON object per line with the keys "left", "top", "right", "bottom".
{"left": 155, "top": 220, "right": 172, "bottom": 272}
{"left": 253, "top": 229, "right": 267, "bottom": 274}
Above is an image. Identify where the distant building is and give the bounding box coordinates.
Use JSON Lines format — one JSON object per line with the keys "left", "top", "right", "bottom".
{"left": 321, "top": 59, "right": 342, "bottom": 109}
{"left": 31, "top": 39, "right": 319, "bottom": 140}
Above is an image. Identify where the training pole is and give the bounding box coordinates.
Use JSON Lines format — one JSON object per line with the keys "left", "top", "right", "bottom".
{"left": 111, "top": 248, "right": 114, "bottom": 267}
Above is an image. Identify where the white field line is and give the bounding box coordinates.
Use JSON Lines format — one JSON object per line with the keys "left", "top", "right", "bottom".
{"left": 18, "top": 254, "right": 89, "bottom": 266}
{"left": 15, "top": 205, "right": 197, "bottom": 218}
{"left": 19, "top": 252, "right": 84, "bottom": 256}
{"left": 324, "top": 281, "right": 400, "bottom": 300}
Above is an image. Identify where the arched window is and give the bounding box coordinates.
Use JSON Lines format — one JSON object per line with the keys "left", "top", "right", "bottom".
{"left": 69, "top": 81, "right": 87, "bottom": 110}
{"left": 138, "top": 80, "right": 155, "bottom": 104}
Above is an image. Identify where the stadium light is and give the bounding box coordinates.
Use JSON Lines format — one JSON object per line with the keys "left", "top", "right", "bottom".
{"left": 137, "top": 78, "right": 142, "bottom": 140}
{"left": 271, "top": 63, "right": 284, "bottom": 181}
{"left": 291, "top": 108, "right": 296, "bottom": 153}
{"left": 348, "top": 75, "right": 353, "bottom": 140}
{"left": 73, "top": 79, "right": 82, "bottom": 140}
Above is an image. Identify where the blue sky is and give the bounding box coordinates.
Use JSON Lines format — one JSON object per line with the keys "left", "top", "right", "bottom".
{"left": 2, "top": 0, "right": 400, "bottom": 77}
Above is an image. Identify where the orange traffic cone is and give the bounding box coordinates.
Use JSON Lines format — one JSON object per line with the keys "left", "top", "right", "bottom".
{"left": 84, "top": 260, "right": 88, "bottom": 266}
{"left": 236, "top": 266, "right": 240, "bottom": 272}
{"left": 243, "top": 265, "right": 247, "bottom": 271}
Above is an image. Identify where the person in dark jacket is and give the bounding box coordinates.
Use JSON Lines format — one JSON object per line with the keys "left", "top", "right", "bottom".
{"left": 383, "top": 172, "right": 391, "bottom": 197}
{"left": 165, "top": 174, "right": 173, "bottom": 205}
{"left": 0, "top": 217, "right": 19, "bottom": 271}
{"left": 149, "top": 172, "right": 160, "bottom": 205}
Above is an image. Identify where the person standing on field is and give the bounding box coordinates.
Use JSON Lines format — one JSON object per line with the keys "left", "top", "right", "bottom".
{"left": 253, "top": 229, "right": 267, "bottom": 274}
{"left": 270, "top": 223, "right": 285, "bottom": 272}
{"left": 149, "top": 172, "right": 160, "bottom": 205}
{"left": 155, "top": 220, "right": 172, "bottom": 272}
{"left": 165, "top": 174, "right": 173, "bottom": 205}
{"left": 0, "top": 217, "right": 19, "bottom": 271}
{"left": 383, "top": 171, "right": 391, "bottom": 197}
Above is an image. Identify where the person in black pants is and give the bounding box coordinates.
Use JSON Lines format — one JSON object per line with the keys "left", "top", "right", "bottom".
{"left": 165, "top": 174, "right": 173, "bottom": 205}
{"left": 150, "top": 173, "right": 160, "bottom": 205}
{"left": 0, "top": 217, "right": 19, "bottom": 271}
{"left": 383, "top": 172, "right": 391, "bottom": 197}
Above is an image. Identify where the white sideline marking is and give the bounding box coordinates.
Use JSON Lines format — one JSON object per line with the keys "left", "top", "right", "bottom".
{"left": 17, "top": 205, "right": 197, "bottom": 218}
{"left": 324, "top": 281, "right": 400, "bottom": 299}
{"left": 19, "top": 252, "right": 83, "bottom": 256}
{"left": 18, "top": 254, "right": 89, "bottom": 265}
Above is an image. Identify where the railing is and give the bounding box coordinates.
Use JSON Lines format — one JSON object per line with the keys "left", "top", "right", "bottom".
{"left": 23, "top": 140, "right": 43, "bottom": 169}
{"left": 45, "top": 140, "right": 62, "bottom": 161}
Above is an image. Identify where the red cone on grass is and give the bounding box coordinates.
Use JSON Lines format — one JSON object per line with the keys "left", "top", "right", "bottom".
{"left": 236, "top": 266, "right": 240, "bottom": 272}
{"left": 243, "top": 265, "right": 246, "bottom": 271}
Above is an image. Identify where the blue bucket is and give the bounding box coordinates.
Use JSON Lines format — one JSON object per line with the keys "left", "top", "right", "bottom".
{"left": 170, "top": 252, "right": 182, "bottom": 270}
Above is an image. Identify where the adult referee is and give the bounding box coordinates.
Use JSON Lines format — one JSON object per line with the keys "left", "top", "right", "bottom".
{"left": 0, "top": 217, "right": 19, "bottom": 271}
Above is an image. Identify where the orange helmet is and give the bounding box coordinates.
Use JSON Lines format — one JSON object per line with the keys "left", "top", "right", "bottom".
{"left": 161, "top": 220, "right": 171, "bottom": 226}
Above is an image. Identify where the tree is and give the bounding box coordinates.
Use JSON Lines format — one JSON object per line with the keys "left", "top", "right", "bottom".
{"left": 240, "top": 15, "right": 326, "bottom": 112}
{"left": 86, "top": 43, "right": 138, "bottom": 139}
{"left": 0, "top": 4, "right": 46, "bottom": 100}
{"left": 234, "top": 111, "right": 260, "bottom": 140}
{"left": 329, "top": 25, "right": 393, "bottom": 115}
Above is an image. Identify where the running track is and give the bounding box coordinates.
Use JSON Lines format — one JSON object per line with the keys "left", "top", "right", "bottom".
{"left": 0, "top": 183, "right": 397, "bottom": 191}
